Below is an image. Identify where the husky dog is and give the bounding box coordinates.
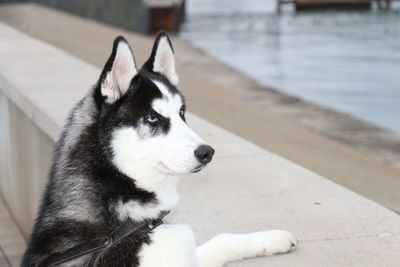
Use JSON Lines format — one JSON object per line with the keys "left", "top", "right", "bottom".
{"left": 22, "top": 32, "right": 297, "bottom": 267}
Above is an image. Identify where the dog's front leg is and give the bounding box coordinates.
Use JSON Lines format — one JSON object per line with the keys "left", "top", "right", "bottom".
{"left": 138, "top": 224, "right": 197, "bottom": 267}
{"left": 196, "top": 230, "right": 297, "bottom": 267}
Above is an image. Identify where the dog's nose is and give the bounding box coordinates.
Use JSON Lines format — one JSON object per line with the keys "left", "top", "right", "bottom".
{"left": 194, "top": 145, "right": 215, "bottom": 165}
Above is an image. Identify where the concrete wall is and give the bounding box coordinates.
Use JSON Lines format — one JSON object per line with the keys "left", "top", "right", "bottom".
{"left": 0, "top": 0, "right": 149, "bottom": 33}
{"left": 0, "top": 92, "right": 53, "bottom": 237}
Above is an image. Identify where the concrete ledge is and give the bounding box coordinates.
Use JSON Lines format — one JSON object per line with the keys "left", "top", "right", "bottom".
{"left": 0, "top": 22, "right": 399, "bottom": 266}
{"left": 0, "top": 21, "right": 98, "bottom": 140}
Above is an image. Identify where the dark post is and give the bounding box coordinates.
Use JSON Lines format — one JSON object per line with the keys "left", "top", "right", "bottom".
{"left": 145, "top": 0, "right": 185, "bottom": 33}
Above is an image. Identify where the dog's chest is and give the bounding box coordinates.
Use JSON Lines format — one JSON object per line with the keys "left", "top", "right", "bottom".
{"left": 138, "top": 224, "right": 196, "bottom": 267}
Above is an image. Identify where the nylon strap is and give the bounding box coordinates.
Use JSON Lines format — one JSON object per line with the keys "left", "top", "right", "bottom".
{"left": 34, "top": 211, "right": 169, "bottom": 267}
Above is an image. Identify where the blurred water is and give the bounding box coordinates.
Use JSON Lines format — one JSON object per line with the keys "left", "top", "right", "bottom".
{"left": 180, "top": 1, "right": 400, "bottom": 133}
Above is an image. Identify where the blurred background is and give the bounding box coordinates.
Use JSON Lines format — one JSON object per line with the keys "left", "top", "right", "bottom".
{"left": 0, "top": 1, "right": 399, "bottom": 265}
{"left": 182, "top": 0, "right": 400, "bottom": 134}
{"left": 1, "top": 0, "right": 398, "bottom": 133}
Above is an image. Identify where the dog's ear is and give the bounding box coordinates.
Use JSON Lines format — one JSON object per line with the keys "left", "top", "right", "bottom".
{"left": 143, "top": 31, "right": 178, "bottom": 86}
{"left": 99, "top": 36, "right": 137, "bottom": 104}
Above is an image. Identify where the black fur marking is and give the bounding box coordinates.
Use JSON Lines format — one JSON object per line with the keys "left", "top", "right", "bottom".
{"left": 180, "top": 105, "right": 186, "bottom": 122}
{"left": 143, "top": 110, "right": 171, "bottom": 136}
{"left": 139, "top": 68, "right": 185, "bottom": 112}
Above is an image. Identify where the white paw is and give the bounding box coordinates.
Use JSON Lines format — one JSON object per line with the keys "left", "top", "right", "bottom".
{"left": 253, "top": 230, "right": 297, "bottom": 257}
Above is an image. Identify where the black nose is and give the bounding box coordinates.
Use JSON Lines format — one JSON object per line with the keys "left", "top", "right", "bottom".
{"left": 194, "top": 145, "right": 215, "bottom": 165}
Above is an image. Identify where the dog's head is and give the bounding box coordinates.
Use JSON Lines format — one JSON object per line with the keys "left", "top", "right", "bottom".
{"left": 95, "top": 33, "right": 214, "bottom": 180}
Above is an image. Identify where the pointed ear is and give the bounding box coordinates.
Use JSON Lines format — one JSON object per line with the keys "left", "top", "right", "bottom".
{"left": 143, "top": 32, "right": 178, "bottom": 86}
{"left": 99, "top": 36, "right": 137, "bottom": 104}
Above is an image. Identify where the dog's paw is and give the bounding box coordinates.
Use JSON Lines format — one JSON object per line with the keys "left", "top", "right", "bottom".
{"left": 253, "top": 230, "right": 297, "bottom": 257}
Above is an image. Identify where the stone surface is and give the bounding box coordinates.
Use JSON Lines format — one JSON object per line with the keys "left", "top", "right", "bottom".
{"left": 0, "top": 21, "right": 98, "bottom": 140}
{"left": 0, "top": 199, "right": 25, "bottom": 267}
{"left": 0, "top": 18, "right": 399, "bottom": 267}
{"left": 0, "top": 92, "right": 53, "bottom": 237}
{"left": 228, "top": 234, "right": 400, "bottom": 267}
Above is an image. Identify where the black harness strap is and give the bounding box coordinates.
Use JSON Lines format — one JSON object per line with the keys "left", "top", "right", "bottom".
{"left": 35, "top": 211, "right": 169, "bottom": 267}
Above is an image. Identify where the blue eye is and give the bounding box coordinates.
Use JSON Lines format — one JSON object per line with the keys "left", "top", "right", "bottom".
{"left": 146, "top": 115, "right": 159, "bottom": 123}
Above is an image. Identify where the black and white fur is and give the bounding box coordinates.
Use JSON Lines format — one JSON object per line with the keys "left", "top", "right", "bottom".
{"left": 22, "top": 33, "right": 297, "bottom": 267}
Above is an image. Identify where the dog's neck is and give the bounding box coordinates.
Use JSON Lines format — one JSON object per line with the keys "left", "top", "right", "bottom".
{"left": 115, "top": 170, "right": 180, "bottom": 222}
